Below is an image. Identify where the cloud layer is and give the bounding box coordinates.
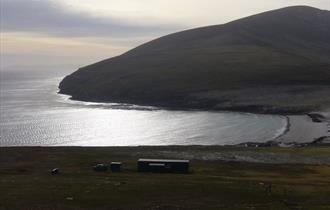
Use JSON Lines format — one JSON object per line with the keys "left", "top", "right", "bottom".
{"left": 0, "top": 0, "right": 182, "bottom": 38}
{"left": 1, "top": 0, "right": 328, "bottom": 71}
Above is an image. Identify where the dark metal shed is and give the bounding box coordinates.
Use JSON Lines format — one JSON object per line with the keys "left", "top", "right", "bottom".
{"left": 110, "top": 162, "right": 122, "bottom": 172}
{"left": 137, "top": 158, "right": 189, "bottom": 173}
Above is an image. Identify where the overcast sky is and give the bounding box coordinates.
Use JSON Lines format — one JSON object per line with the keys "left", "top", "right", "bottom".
{"left": 1, "top": 0, "right": 329, "bottom": 72}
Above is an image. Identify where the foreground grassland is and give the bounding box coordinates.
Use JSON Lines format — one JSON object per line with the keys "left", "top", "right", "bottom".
{"left": 1, "top": 146, "right": 330, "bottom": 210}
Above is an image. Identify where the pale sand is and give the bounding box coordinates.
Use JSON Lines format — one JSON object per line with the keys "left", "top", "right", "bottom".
{"left": 278, "top": 115, "right": 329, "bottom": 143}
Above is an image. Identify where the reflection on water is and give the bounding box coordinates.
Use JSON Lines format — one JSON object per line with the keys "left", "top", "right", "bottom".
{"left": 0, "top": 70, "right": 287, "bottom": 146}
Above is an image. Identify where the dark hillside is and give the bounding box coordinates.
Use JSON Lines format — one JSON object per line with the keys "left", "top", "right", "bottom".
{"left": 59, "top": 6, "right": 330, "bottom": 113}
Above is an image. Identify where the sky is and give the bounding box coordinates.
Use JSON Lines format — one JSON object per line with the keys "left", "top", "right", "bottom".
{"left": 0, "top": 0, "right": 329, "bottom": 72}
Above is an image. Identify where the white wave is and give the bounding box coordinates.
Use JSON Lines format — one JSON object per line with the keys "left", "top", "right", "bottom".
{"left": 56, "top": 90, "right": 158, "bottom": 111}
{"left": 272, "top": 116, "right": 290, "bottom": 140}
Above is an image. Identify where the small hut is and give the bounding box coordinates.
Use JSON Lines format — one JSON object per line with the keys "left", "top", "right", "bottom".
{"left": 110, "top": 162, "right": 122, "bottom": 172}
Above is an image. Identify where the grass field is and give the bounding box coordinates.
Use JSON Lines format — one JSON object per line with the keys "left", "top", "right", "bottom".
{"left": 1, "top": 146, "right": 330, "bottom": 210}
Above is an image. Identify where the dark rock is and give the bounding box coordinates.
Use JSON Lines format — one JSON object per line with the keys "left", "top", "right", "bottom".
{"left": 307, "top": 113, "right": 326, "bottom": 123}
{"left": 51, "top": 168, "right": 59, "bottom": 175}
{"left": 93, "top": 164, "right": 108, "bottom": 172}
{"left": 17, "top": 168, "right": 28, "bottom": 173}
{"left": 238, "top": 140, "right": 280, "bottom": 148}
{"left": 311, "top": 136, "right": 330, "bottom": 145}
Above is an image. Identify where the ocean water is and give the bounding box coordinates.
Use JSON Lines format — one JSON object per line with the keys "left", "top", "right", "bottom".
{"left": 0, "top": 70, "right": 288, "bottom": 146}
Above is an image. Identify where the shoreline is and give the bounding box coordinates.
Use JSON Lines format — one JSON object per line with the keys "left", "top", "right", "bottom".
{"left": 59, "top": 91, "right": 326, "bottom": 116}
{"left": 245, "top": 114, "right": 330, "bottom": 147}
{"left": 59, "top": 93, "right": 330, "bottom": 147}
{"left": 274, "top": 115, "right": 291, "bottom": 141}
{"left": 1, "top": 144, "right": 330, "bottom": 164}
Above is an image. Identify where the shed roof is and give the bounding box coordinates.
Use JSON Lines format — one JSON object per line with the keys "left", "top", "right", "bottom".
{"left": 138, "top": 158, "right": 189, "bottom": 163}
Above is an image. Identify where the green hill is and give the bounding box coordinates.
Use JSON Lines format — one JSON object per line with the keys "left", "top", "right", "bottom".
{"left": 59, "top": 6, "right": 330, "bottom": 113}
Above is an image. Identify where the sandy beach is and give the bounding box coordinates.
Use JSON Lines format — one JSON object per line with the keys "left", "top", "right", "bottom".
{"left": 277, "top": 114, "right": 329, "bottom": 143}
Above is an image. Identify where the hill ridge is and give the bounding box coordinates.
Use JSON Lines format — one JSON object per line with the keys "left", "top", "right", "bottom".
{"left": 59, "top": 6, "right": 330, "bottom": 114}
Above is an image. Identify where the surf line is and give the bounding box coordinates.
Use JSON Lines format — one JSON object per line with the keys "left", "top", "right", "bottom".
{"left": 274, "top": 115, "right": 291, "bottom": 141}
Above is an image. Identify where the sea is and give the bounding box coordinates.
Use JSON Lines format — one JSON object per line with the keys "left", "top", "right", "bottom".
{"left": 0, "top": 69, "right": 326, "bottom": 147}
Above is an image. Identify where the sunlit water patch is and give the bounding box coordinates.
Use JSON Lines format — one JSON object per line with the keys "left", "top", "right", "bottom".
{"left": 1, "top": 70, "right": 290, "bottom": 146}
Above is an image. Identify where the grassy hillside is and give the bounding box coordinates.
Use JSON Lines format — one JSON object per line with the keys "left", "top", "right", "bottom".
{"left": 1, "top": 146, "right": 330, "bottom": 210}
{"left": 59, "top": 6, "right": 330, "bottom": 113}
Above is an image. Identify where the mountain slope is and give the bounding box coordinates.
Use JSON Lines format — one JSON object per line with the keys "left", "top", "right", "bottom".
{"left": 59, "top": 6, "right": 330, "bottom": 113}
